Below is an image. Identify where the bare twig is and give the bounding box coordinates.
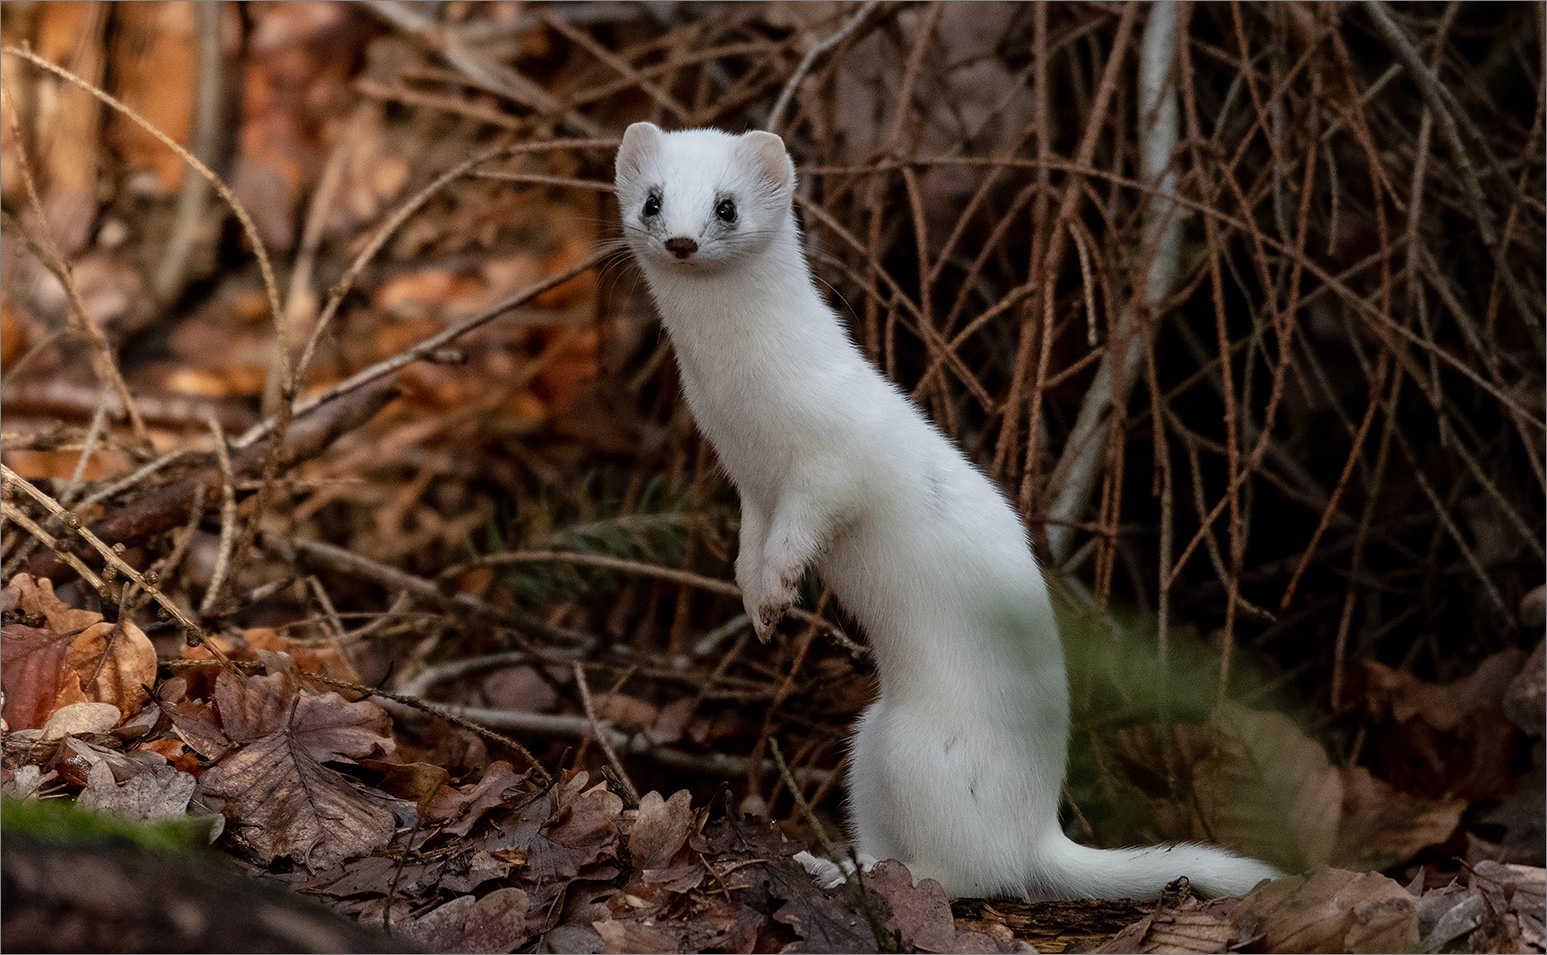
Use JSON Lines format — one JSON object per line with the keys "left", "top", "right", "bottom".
{"left": 356, "top": 0, "right": 603, "bottom": 136}
{"left": 572, "top": 662, "right": 640, "bottom": 803}
{"left": 2, "top": 464, "right": 230, "bottom": 664}
{"left": 1, "top": 89, "right": 148, "bottom": 445}
{"left": 442, "top": 548, "right": 865, "bottom": 657}
{"left": 767, "top": 1, "right": 881, "bottom": 133}
{"left": 1363, "top": 1, "right": 1536, "bottom": 331}
{"left": 146, "top": 0, "right": 226, "bottom": 313}
{"left": 199, "top": 417, "right": 240, "bottom": 617}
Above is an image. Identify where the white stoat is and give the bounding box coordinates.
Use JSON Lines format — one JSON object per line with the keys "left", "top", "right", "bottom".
{"left": 614, "top": 122, "right": 1283, "bottom": 901}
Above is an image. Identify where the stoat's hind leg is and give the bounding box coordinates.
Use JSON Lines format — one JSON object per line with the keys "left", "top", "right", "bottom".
{"left": 793, "top": 849, "right": 880, "bottom": 889}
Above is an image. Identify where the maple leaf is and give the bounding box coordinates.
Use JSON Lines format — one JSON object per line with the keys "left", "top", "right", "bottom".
{"left": 197, "top": 670, "right": 400, "bottom": 869}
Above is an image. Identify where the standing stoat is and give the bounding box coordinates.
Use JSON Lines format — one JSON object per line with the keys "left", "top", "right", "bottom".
{"left": 614, "top": 121, "right": 1283, "bottom": 901}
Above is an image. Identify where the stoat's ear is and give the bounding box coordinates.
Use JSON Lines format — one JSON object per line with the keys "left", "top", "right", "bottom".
{"left": 736, "top": 130, "right": 795, "bottom": 194}
{"left": 616, "top": 122, "right": 664, "bottom": 182}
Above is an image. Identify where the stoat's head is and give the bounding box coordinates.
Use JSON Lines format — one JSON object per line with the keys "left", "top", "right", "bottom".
{"left": 614, "top": 122, "right": 796, "bottom": 272}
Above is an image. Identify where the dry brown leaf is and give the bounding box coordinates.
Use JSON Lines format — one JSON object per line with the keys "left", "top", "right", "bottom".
{"left": 489, "top": 771, "right": 623, "bottom": 884}
{"left": 867, "top": 859, "right": 968, "bottom": 953}
{"left": 397, "top": 886, "right": 531, "bottom": 955}
{"left": 1172, "top": 703, "right": 1342, "bottom": 870}
{"left": 65, "top": 617, "right": 156, "bottom": 715}
{"left": 1232, "top": 868, "right": 1420, "bottom": 954}
{"left": 1094, "top": 893, "right": 1237, "bottom": 954}
{"left": 425, "top": 759, "right": 525, "bottom": 836}
{"left": 76, "top": 754, "right": 196, "bottom": 822}
{"left": 158, "top": 678, "right": 234, "bottom": 760}
{"left": 197, "top": 670, "right": 398, "bottom": 869}
{"left": 213, "top": 669, "right": 394, "bottom": 759}
{"left": 5, "top": 574, "right": 102, "bottom": 635}
{"left": 689, "top": 816, "right": 879, "bottom": 954}
{"left": 38, "top": 700, "right": 119, "bottom": 739}
{"left": 1359, "top": 650, "right": 1525, "bottom": 799}
{"left": 593, "top": 917, "right": 683, "bottom": 955}
{"left": 1471, "top": 862, "right": 1546, "bottom": 952}
{"left": 1334, "top": 765, "right": 1466, "bottom": 871}
{"left": 628, "top": 789, "right": 694, "bottom": 870}
{"left": 243, "top": 626, "right": 361, "bottom": 684}
{"left": 2, "top": 575, "right": 153, "bottom": 719}
{"left": 355, "top": 757, "right": 451, "bottom": 814}
{"left": 1363, "top": 650, "right": 1525, "bottom": 733}
{"left": 594, "top": 691, "right": 659, "bottom": 730}
{"left": 1, "top": 623, "right": 86, "bottom": 730}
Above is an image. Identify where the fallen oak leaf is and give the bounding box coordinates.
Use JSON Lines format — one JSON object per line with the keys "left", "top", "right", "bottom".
{"left": 424, "top": 759, "right": 525, "bottom": 836}
{"left": 3, "top": 574, "right": 101, "bottom": 634}
{"left": 198, "top": 719, "right": 397, "bottom": 870}
{"left": 77, "top": 756, "right": 196, "bottom": 822}
{"left": 690, "top": 815, "right": 879, "bottom": 954}
{"left": 212, "top": 669, "right": 395, "bottom": 760}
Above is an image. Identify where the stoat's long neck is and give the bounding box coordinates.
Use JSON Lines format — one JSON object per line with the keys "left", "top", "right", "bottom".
{"left": 642, "top": 219, "right": 847, "bottom": 385}
{"left": 637, "top": 215, "right": 864, "bottom": 510}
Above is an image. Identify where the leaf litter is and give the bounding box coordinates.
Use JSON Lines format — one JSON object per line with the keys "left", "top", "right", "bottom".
{"left": 3, "top": 1, "right": 1545, "bottom": 951}
{"left": 2, "top": 563, "right": 1543, "bottom": 954}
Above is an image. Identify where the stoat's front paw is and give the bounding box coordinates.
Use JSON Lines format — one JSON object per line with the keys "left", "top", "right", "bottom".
{"left": 746, "top": 592, "right": 791, "bottom": 642}
{"left": 744, "top": 568, "right": 797, "bottom": 642}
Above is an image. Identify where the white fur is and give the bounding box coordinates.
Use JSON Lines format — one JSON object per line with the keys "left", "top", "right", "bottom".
{"left": 614, "top": 122, "right": 1283, "bottom": 901}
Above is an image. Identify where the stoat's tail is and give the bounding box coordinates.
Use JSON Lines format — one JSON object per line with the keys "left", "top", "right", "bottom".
{"left": 1030, "top": 837, "right": 1283, "bottom": 901}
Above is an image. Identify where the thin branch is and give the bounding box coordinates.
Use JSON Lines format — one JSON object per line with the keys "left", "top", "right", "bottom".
{"left": 2, "top": 465, "right": 230, "bottom": 665}
{"left": 767, "top": 1, "right": 881, "bottom": 133}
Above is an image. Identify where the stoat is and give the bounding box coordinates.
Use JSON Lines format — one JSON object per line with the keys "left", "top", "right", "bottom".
{"left": 613, "top": 121, "right": 1283, "bottom": 901}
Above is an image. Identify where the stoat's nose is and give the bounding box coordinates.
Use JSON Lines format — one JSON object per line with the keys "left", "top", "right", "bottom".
{"left": 664, "top": 237, "right": 698, "bottom": 259}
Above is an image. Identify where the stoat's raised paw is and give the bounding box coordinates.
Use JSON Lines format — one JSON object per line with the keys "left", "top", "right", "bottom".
{"left": 744, "top": 570, "right": 797, "bottom": 641}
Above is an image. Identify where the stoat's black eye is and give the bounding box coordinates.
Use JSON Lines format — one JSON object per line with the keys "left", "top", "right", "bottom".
{"left": 716, "top": 199, "right": 737, "bottom": 223}
{"left": 642, "top": 194, "right": 661, "bottom": 217}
